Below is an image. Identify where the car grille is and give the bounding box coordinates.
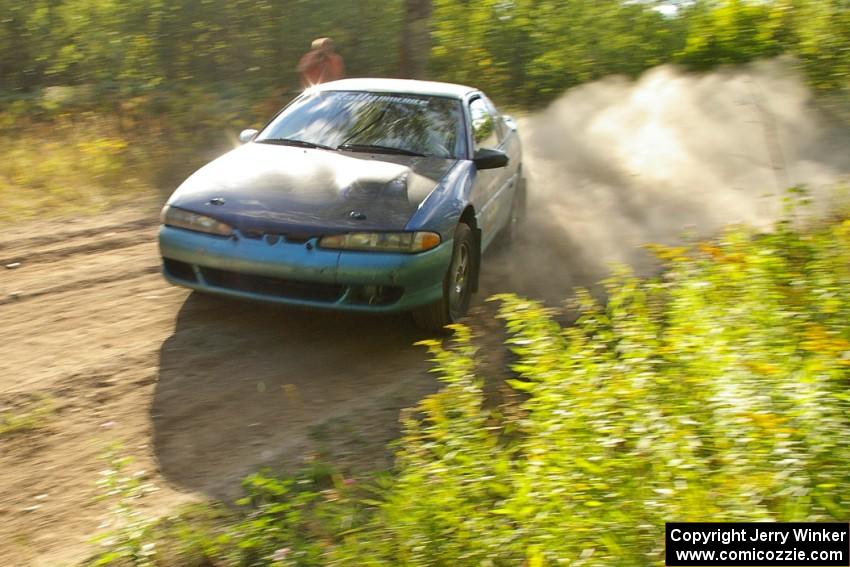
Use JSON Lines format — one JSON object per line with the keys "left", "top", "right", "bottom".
{"left": 164, "top": 259, "right": 403, "bottom": 307}
{"left": 238, "top": 229, "right": 316, "bottom": 244}
{"left": 199, "top": 266, "right": 344, "bottom": 303}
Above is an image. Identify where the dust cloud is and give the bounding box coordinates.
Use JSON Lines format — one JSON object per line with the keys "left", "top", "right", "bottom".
{"left": 484, "top": 57, "right": 849, "bottom": 304}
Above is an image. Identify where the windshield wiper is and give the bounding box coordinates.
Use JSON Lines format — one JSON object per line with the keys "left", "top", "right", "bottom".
{"left": 337, "top": 143, "right": 425, "bottom": 157}
{"left": 256, "top": 138, "right": 334, "bottom": 151}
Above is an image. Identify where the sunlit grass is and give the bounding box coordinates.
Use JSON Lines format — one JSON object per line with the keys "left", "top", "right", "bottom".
{"left": 0, "top": 395, "right": 54, "bottom": 436}
{"left": 0, "top": 116, "right": 157, "bottom": 224}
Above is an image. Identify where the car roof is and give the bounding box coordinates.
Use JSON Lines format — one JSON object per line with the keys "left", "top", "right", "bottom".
{"left": 311, "top": 78, "right": 477, "bottom": 99}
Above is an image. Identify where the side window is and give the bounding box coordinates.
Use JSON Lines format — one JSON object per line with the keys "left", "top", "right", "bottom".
{"left": 469, "top": 97, "right": 498, "bottom": 151}
{"left": 483, "top": 97, "right": 506, "bottom": 142}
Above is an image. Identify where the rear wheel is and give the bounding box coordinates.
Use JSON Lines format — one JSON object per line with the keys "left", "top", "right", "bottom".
{"left": 412, "top": 223, "right": 476, "bottom": 332}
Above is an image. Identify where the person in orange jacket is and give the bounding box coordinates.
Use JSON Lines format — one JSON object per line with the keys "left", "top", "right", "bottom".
{"left": 297, "top": 37, "right": 345, "bottom": 88}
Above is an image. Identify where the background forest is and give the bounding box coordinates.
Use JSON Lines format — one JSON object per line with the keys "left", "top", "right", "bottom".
{"left": 2, "top": 0, "right": 848, "bottom": 106}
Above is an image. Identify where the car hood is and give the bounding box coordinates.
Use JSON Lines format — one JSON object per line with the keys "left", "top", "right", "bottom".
{"left": 167, "top": 143, "right": 458, "bottom": 237}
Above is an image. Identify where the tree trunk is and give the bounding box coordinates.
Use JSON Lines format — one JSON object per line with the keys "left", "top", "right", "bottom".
{"left": 399, "top": 0, "right": 432, "bottom": 79}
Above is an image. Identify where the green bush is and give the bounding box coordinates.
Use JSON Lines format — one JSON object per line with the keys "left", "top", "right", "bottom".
{"left": 326, "top": 208, "right": 850, "bottom": 565}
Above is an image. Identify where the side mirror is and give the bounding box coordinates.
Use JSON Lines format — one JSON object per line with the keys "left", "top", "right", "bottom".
{"left": 239, "top": 128, "right": 259, "bottom": 144}
{"left": 473, "top": 148, "right": 509, "bottom": 170}
{"left": 502, "top": 114, "right": 517, "bottom": 131}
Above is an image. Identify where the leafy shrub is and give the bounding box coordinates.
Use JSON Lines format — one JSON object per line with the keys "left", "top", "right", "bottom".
{"left": 86, "top": 459, "right": 366, "bottom": 567}
{"left": 326, "top": 209, "right": 850, "bottom": 565}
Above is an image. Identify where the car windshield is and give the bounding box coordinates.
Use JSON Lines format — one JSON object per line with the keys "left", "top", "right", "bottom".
{"left": 256, "top": 91, "right": 466, "bottom": 159}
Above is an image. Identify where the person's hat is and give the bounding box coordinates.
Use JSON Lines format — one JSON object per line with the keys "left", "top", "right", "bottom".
{"left": 311, "top": 37, "right": 334, "bottom": 50}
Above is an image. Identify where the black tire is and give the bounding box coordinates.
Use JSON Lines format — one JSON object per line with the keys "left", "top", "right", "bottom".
{"left": 412, "top": 223, "right": 477, "bottom": 332}
{"left": 504, "top": 176, "right": 527, "bottom": 244}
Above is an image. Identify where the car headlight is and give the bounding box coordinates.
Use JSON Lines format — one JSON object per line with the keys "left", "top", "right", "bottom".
{"left": 161, "top": 205, "right": 233, "bottom": 237}
{"left": 319, "top": 231, "right": 441, "bottom": 253}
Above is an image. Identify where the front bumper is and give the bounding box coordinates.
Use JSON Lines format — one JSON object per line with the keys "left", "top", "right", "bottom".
{"left": 158, "top": 226, "right": 452, "bottom": 312}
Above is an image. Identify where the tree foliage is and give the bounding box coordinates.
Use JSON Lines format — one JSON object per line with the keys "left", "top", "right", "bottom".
{"left": 0, "top": 0, "right": 846, "bottom": 110}
{"left": 0, "top": 0, "right": 402, "bottom": 96}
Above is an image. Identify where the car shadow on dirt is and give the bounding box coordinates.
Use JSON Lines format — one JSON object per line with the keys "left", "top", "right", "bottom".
{"left": 149, "top": 226, "right": 594, "bottom": 502}
{"left": 151, "top": 293, "right": 441, "bottom": 501}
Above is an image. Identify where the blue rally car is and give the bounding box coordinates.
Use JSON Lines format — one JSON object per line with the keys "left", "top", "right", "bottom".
{"left": 158, "top": 78, "right": 525, "bottom": 330}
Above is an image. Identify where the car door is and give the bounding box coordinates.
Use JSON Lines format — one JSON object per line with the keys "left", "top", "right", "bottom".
{"left": 468, "top": 96, "right": 505, "bottom": 249}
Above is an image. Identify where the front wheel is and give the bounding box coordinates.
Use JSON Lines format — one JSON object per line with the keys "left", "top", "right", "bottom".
{"left": 412, "top": 223, "right": 477, "bottom": 332}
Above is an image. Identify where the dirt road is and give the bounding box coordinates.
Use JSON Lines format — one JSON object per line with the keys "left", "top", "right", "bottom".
{"left": 0, "top": 205, "right": 518, "bottom": 566}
